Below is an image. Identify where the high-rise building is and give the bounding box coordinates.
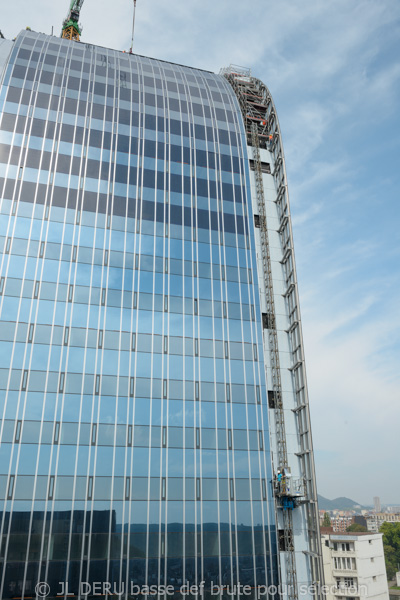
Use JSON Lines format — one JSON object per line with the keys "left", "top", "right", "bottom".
{"left": 0, "top": 29, "right": 322, "bottom": 599}
{"left": 374, "top": 497, "right": 382, "bottom": 513}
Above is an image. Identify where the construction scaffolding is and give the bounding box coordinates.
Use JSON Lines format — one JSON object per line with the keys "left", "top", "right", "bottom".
{"left": 221, "top": 65, "right": 324, "bottom": 597}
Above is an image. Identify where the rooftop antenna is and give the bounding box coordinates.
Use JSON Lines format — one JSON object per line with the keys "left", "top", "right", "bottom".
{"left": 129, "top": 0, "right": 137, "bottom": 54}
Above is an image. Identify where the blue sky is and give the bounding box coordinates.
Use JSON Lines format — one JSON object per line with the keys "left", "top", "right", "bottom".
{"left": 6, "top": 0, "right": 400, "bottom": 505}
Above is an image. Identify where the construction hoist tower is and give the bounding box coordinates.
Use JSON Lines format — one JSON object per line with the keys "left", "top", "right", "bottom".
{"left": 221, "top": 66, "right": 324, "bottom": 597}
{"left": 61, "top": 0, "right": 84, "bottom": 41}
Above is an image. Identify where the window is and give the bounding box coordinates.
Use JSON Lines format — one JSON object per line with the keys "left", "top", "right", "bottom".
{"left": 256, "top": 386, "right": 261, "bottom": 405}
{"left": 127, "top": 425, "right": 133, "bottom": 447}
{"left": 341, "top": 543, "right": 350, "bottom": 552}
{"left": 196, "top": 478, "right": 201, "bottom": 501}
{"left": 87, "top": 476, "right": 93, "bottom": 500}
{"left": 48, "top": 476, "right": 55, "bottom": 500}
{"left": 53, "top": 422, "right": 60, "bottom": 445}
{"left": 125, "top": 477, "right": 131, "bottom": 501}
{"left": 5, "top": 466, "right": 17, "bottom": 504}
{"left": 91, "top": 424, "right": 97, "bottom": 445}
{"left": 249, "top": 159, "right": 271, "bottom": 174}
{"left": 226, "top": 383, "right": 230, "bottom": 403}
{"left": 14, "top": 421, "right": 22, "bottom": 443}
{"left": 59, "top": 372, "right": 65, "bottom": 393}
{"left": 262, "top": 312, "right": 274, "bottom": 330}
{"left": 253, "top": 344, "right": 258, "bottom": 361}
{"left": 268, "top": 390, "right": 276, "bottom": 408}
{"left": 33, "top": 280, "right": 40, "bottom": 299}
{"left": 278, "top": 529, "right": 293, "bottom": 552}
{"left": 21, "top": 370, "right": 29, "bottom": 391}
{"left": 95, "top": 375, "right": 101, "bottom": 395}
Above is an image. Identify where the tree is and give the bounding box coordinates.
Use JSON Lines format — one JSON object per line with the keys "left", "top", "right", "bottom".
{"left": 346, "top": 523, "right": 367, "bottom": 532}
{"left": 380, "top": 522, "right": 400, "bottom": 580}
{"left": 322, "top": 512, "right": 331, "bottom": 527}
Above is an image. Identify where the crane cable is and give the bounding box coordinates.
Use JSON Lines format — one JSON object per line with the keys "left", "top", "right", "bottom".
{"left": 129, "top": 0, "right": 137, "bottom": 54}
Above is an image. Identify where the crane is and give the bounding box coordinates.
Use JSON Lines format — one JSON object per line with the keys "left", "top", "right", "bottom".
{"left": 129, "top": 0, "right": 137, "bottom": 53}
{"left": 61, "top": 0, "right": 137, "bottom": 47}
{"left": 61, "top": 0, "right": 84, "bottom": 42}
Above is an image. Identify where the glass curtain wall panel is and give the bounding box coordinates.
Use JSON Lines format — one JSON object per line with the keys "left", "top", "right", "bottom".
{"left": 0, "top": 30, "right": 278, "bottom": 599}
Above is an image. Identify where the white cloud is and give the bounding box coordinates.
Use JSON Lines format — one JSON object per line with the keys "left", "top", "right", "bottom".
{"left": 305, "top": 306, "right": 400, "bottom": 503}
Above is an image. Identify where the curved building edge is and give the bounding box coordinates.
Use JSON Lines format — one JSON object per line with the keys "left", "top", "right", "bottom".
{"left": 221, "top": 66, "right": 325, "bottom": 594}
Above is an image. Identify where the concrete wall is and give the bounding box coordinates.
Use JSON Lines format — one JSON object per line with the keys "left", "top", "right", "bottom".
{"left": 322, "top": 533, "right": 389, "bottom": 600}
{"left": 249, "top": 147, "right": 314, "bottom": 594}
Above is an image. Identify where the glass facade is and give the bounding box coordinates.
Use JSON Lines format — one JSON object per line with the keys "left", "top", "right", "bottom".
{"left": 0, "top": 30, "right": 278, "bottom": 598}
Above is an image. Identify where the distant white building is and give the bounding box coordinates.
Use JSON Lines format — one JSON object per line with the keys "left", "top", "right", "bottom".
{"left": 374, "top": 497, "right": 382, "bottom": 513}
{"left": 322, "top": 530, "right": 389, "bottom": 600}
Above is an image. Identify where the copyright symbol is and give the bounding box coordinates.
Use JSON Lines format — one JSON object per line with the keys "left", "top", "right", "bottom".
{"left": 35, "top": 582, "right": 50, "bottom": 597}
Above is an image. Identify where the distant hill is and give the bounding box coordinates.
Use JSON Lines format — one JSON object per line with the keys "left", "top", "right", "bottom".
{"left": 318, "top": 495, "right": 368, "bottom": 511}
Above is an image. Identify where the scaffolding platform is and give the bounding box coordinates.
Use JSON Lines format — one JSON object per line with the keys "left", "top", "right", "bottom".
{"left": 274, "top": 475, "right": 306, "bottom": 510}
